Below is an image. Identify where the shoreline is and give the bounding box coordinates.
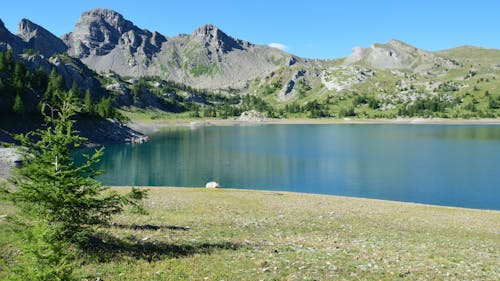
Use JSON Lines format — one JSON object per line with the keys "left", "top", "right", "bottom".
{"left": 126, "top": 117, "right": 500, "bottom": 135}
{"left": 114, "top": 186, "right": 500, "bottom": 212}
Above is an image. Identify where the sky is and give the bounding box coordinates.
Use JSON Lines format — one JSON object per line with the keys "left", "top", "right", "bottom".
{"left": 1, "top": 0, "right": 499, "bottom": 59}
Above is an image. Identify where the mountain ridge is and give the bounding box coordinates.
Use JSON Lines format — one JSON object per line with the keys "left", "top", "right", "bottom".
{"left": 0, "top": 8, "right": 499, "bottom": 123}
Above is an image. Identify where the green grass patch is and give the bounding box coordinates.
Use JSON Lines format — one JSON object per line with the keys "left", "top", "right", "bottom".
{"left": 189, "top": 63, "right": 219, "bottom": 77}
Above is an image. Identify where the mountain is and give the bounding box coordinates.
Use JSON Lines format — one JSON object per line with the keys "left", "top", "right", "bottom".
{"left": 18, "top": 19, "right": 68, "bottom": 58}
{"left": 0, "top": 8, "right": 499, "bottom": 123}
{"left": 62, "top": 9, "right": 293, "bottom": 89}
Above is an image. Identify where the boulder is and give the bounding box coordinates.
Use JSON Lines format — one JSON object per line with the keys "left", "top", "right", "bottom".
{"left": 205, "top": 181, "right": 221, "bottom": 188}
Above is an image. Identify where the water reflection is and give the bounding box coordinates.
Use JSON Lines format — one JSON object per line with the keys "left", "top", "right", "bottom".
{"left": 79, "top": 124, "right": 500, "bottom": 210}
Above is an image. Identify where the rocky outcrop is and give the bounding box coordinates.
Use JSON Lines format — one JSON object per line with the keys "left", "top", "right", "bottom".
{"left": 192, "top": 24, "right": 246, "bottom": 54}
{"left": 62, "top": 9, "right": 165, "bottom": 59}
{"left": 239, "top": 110, "right": 266, "bottom": 122}
{"left": 0, "top": 147, "right": 22, "bottom": 181}
{"left": 61, "top": 9, "right": 289, "bottom": 89}
{"left": 18, "top": 19, "right": 68, "bottom": 58}
{"left": 279, "top": 69, "right": 307, "bottom": 98}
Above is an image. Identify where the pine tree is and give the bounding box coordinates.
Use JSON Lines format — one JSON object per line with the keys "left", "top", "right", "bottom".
{"left": 10, "top": 90, "right": 147, "bottom": 241}
{"left": 13, "top": 93, "right": 24, "bottom": 114}
{"left": 83, "top": 89, "right": 93, "bottom": 114}
{"left": 13, "top": 61, "right": 27, "bottom": 95}
{"left": 45, "top": 68, "right": 65, "bottom": 105}
{"left": 69, "top": 81, "right": 80, "bottom": 98}
{"left": 31, "top": 67, "right": 48, "bottom": 92}
{"left": 3, "top": 49, "right": 15, "bottom": 72}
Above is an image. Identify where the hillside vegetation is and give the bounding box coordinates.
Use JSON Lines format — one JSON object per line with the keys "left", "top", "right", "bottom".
{"left": 1, "top": 9, "right": 500, "bottom": 134}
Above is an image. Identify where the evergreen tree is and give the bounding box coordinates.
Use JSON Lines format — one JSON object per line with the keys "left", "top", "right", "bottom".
{"left": 13, "top": 93, "right": 24, "bottom": 114}
{"left": 13, "top": 61, "right": 27, "bottom": 95}
{"left": 83, "top": 89, "right": 93, "bottom": 114}
{"left": 69, "top": 81, "right": 80, "bottom": 98}
{"left": 0, "top": 51, "right": 5, "bottom": 72}
{"left": 10, "top": 90, "right": 147, "bottom": 241}
{"left": 45, "top": 68, "right": 65, "bottom": 105}
{"left": 96, "top": 97, "right": 113, "bottom": 118}
{"left": 31, "top": 67, "right": 48, "bottom": 92}
{"left": 2, "top": 49, "right": 15, "bottom": 72}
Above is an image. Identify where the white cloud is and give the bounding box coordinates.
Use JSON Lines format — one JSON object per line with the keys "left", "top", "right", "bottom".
{"left": 268, "top": 43, "right": 289, "bottom": 52}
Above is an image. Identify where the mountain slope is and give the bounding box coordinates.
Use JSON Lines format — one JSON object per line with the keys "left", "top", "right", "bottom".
{"left": 18, "top": 19, "right": 68, "bottom": 58}
{"left": 62, "top": 9, "right": 293, "bottom": 89}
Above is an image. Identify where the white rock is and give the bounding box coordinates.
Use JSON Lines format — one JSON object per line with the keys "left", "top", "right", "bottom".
{"left": 205, "top": 181, "right": 221, "bottom": 188}
{"left": 239, "top": 110, "right": 265, "bottom": 122}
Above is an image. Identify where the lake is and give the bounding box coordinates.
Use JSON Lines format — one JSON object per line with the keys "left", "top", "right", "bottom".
{"left": 82, "top": 124, "right": 500, "bottom": 210}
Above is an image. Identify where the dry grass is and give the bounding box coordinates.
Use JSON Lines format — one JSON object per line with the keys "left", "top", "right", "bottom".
{"left": 1, "top": 187, "right": 499, "bottom": 280}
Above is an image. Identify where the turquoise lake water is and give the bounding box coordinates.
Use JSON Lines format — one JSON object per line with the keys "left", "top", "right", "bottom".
{"left": 83, "top": 124, "right": 500, "bottom": 210}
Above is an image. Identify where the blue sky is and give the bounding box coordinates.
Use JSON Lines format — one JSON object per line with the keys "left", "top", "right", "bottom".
{"left": 1, "top": 0, "right": 499, "bottom": 59}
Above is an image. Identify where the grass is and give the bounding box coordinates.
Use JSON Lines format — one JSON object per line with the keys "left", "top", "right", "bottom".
{"left": 2, "top": 187, "right": 498, "bottom": 280}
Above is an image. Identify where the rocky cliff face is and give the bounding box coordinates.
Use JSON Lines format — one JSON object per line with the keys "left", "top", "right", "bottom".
{"left": 62, "top": 9, "right": 165, "bottom": 59}
{"left": 18, "top": 19, "right": 68, "bottom": 58}
{"left": 62, "top": 9, "right": 290, "bottom": 89}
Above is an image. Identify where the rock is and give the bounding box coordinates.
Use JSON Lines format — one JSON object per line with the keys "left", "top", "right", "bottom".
{"left": 239, "top": 110, "right": 266, "bottom": 122}
{"left": 60, "top": 9, "right": 289, "bottom": 90}
{"left": 18, "top": 19, "right": 68, "bottom": 58}
{"left": 192, "top": 24, "right": 244, "bottom": 54}
{"left": 106, "top": 82, "right": 128, "bottom": 93}
{"left": 0, "top": 147, "right": 22, "bottom": 181}
{"left": 282, "top": 80, "right": 295, "bottom": 96}
{"left": 205, "top": 181, "right": 221, "bottom": 188}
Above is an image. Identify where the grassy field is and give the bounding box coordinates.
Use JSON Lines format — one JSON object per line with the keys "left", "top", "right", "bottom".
{"left": 1, "top": 187, "right": 499, "bottom": 280}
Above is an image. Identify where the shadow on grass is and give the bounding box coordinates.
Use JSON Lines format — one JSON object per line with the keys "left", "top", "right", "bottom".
{"left": 110, "top": 223, "right": 191, "bottom": 231}
{"left": 80, "top": 232, "right": 243, "bottom": 263}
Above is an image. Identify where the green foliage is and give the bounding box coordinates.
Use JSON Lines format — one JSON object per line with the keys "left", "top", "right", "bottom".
{"left": 189, "top": 63, "right": 219, "bottom": 77}
{"left": 241, "top": 95, "right": 273, "bottom": 113}
{"left": 13, "top": 61, "right": 28, "bottom": 95}
{"left": 13, "top": 94, "right": 24, "bottom": 114}
{"left": 339, "top": 104, "right": 356, "bottom": 117}
{"left": 398, "top": 96, "right": 455, "bottom": 117}
{"left": 45, "top": 68, "right": 66, "bottom": 105}
{"left": 0, "top": 49, "right": 15, "bottom": 72}
{"left": 83, "top": 89, "right": 93, "bottom": 113}
{"left": 303, "top": 100, "right": 328, "bottom": 118}
{"left": 96, "top": 97, "right": 113, "bottom": 118}
{"left": 8, "top": 222, "right": 75, "bottom": 281}
{"left": 31, "top": 67, "right": 48, "bottom": 92}
{"left": 10, "top": 90, "right": 148, "bottom": 241}
{"left": 297, "top": 79, "right": 312, "bottom": 97}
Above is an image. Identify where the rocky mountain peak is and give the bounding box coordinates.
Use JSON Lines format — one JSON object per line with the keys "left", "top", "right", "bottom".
{"left": 63, "top": 8, "right": 140, "bottom": 58}
{"left": 192, "top": 23, "right": 245, "bottom": 53}
{"left": 18, "top": 18, "right": 41, "bottom": 37}
{"left": 81, "top": 9, "right": 134, "bottom": 35}
{"left": 344, "top": 39, "right": 436, "bottom": 70}
{"left": 193, "top": 24, "right": 221, "bottom": 37}
{"left": 18, "top": 18, "right": 67, "bottom": 57}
